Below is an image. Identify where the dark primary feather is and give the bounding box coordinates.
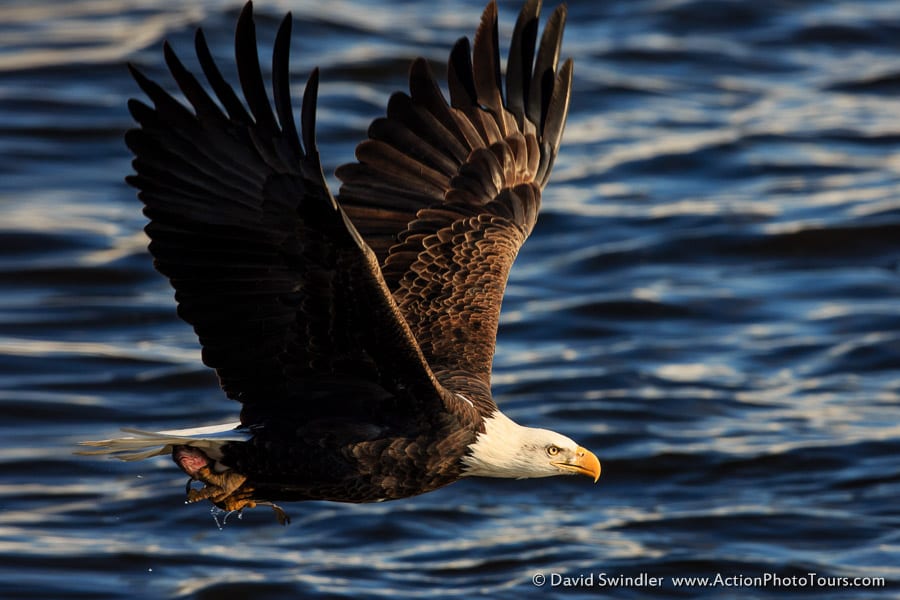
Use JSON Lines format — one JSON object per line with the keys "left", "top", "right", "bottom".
{"left": 194, "top": 29, "right": 252, "bottom": 124}
{"left": 528, "top": 1, "right": 567, "bottom": 135}
{"left": 271, "top": 15, "right": 302, "bottom": 158}
{"left": 506, "top": 0, "right": 541, "bottom": 130}
{"left": 337, "top": 0, "right": 572, "bottom": 413}
{"left": 472, "top": 2, "right": 504, "bottom": 120}
{"left": 125, "top": 2, "right": 451, "bottom": 426}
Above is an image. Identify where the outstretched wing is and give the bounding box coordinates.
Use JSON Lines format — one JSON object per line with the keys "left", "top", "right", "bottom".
{"left": 337, "top": 0, "right": 572, "bottom": 413}
{"left": 125, "top": 2, "right": 447, "bottom": 425}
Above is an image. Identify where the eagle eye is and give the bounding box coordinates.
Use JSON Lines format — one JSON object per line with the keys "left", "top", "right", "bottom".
{"left": 546, "top": 445, "right": 560, "bottom": 456}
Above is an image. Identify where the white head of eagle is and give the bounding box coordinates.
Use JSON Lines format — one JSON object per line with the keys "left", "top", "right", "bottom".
{"left": 463, "top": 411, "right": 601, "bottom": 481}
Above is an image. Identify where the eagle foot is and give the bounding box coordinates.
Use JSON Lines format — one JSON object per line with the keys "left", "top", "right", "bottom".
{"left": 184, "top": 465, "right": 249, "bottom": 506}
{"left": 173, "top": 447, "right": 289, "bottom": 525}
{"left": 185, "top": 468, "right": 290, "bottom": 524}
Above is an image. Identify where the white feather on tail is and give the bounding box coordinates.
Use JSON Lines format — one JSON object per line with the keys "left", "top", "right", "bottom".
{"left": 76, "top": 421, "right": 247, "bottom": 462}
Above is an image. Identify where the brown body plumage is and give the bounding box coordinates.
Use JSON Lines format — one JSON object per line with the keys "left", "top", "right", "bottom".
{"left": 79, "top": 0, "right": 600, "bottom": 524}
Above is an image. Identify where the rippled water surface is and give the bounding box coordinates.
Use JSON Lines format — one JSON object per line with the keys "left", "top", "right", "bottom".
{"left": 2, "top": 0, "right": 900, "bottom": 598}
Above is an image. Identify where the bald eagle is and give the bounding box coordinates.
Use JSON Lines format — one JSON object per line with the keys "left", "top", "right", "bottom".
{"left": 79, "top": 0, "right": 600, "bottom": 525}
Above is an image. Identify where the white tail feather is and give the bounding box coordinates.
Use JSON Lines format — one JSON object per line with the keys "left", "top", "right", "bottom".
{"left": 76, "top": 421, "right": 247, "bottom": 462}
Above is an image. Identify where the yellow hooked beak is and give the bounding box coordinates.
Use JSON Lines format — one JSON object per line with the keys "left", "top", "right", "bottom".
{"left": 552, "top": 446, "right": 601, "bottom": 483}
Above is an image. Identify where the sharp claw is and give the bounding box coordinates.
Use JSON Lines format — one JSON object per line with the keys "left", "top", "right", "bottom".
{"left": 272, "top": 504, "right": 291, "bottom": 526}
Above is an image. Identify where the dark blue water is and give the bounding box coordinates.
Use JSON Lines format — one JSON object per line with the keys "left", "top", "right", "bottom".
{"left": 2, "top": 0, "right": 900, "bottom": 598}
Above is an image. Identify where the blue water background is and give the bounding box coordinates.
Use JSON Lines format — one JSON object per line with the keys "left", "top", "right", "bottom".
{"left": 1, "top": 0, "right": 899, "bottom": 598}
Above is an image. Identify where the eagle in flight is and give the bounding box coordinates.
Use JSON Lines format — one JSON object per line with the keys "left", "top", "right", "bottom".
{"left": 80, "top": 0, "right": 600, "bottom": 525}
